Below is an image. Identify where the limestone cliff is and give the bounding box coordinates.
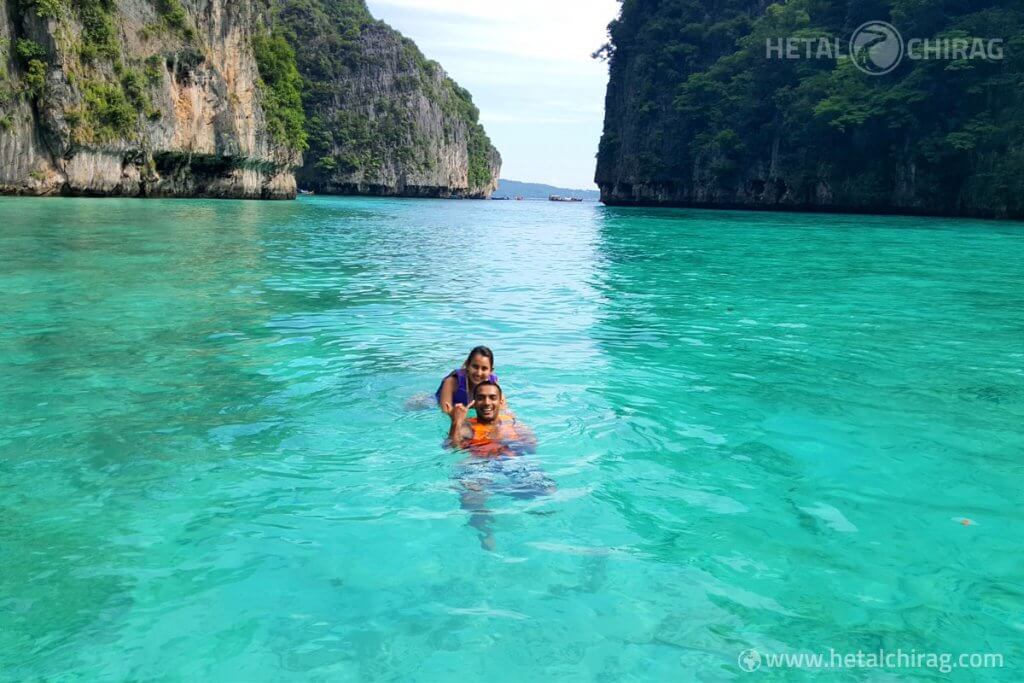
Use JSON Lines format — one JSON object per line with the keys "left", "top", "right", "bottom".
{"left": 596, "top": 0, "right": 1024, "bottom": 219}
{"left": 278, "top": 0, "right": 501, "bottom": 198}
{"left": 0, "top": 0, "right": 500, "bottom": 200}
{"left": 0, "top": 0, "right": 302, "bottom": 198}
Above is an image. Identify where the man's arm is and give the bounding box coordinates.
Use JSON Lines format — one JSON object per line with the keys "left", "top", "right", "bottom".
{"left": 448, "top": 402, "right": 474, "bottom": 449}
{"left": 513, "top": 422, "right": 538, "bottom": 455}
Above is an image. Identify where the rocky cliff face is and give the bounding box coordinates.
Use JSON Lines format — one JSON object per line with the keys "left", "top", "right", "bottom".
{"left": 1, "top": 0, "right": 299, "bottom": 200}
{"left": 596, "top": 0, "right": 1024, "bottom": 219}
{"left": 0, "top": 0, "right": 499, "bottom": 200}
{"left": 0, "top": 0, "right": 302, "bottom": 199}
{"left": 279, "top": 0, "right": 500, "bottom": 198}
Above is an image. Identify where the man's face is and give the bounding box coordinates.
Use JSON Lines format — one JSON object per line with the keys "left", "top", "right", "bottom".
{"left": 473, "top": 385, "right": 501, "bottom": 423}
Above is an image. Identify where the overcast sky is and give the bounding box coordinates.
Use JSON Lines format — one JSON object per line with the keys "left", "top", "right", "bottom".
{"left": 366, "top": 0, "right": 621, "bottom": 190}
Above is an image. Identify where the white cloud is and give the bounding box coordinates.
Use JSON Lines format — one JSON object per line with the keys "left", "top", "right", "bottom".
{"left": 372, "top": 0, "right": 618, "bottom": 63}
{"left": 367, "top": 0, "right": 621, "bottom": 188}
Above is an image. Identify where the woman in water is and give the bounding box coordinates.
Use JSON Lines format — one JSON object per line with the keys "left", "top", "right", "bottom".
{"left": 436, "top": 346, "right": 501, "bottom": 415}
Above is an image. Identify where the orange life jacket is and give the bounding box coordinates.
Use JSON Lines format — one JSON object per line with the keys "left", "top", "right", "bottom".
{"left": 466, "top": 417, "right": 522, "bottom": 458}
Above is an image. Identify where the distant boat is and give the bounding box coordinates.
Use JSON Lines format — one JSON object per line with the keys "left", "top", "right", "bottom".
{"left": 515, "top": 195, "right": 524, "bottom": 201}
{"left": 549, "top": 195, "right": 583, "bottom": 202}
{"left": 491, "top": 196, "right": 511, "bottom": 200}
{"left": 299, "top": 189, "right": 315, "bottom": 196}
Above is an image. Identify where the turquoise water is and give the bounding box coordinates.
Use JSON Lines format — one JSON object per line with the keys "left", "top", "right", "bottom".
{"left": 1, "top": 196, "right": 1022, "bottom": 680}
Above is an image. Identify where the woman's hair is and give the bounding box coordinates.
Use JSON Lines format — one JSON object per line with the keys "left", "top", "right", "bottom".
{"left": 464, "top": 345, "right": 495, "bottom": 369}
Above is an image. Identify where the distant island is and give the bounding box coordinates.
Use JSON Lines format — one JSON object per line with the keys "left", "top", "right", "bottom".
{"left": 496, "top": 180, "right": 600, "bottom": 201}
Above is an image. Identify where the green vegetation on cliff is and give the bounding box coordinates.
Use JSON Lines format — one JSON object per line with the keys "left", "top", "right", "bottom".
{"left": 11, "top": 0, "right": 163, "bottom": 142}
{"left": 14, "top": 38, "right": 47, "bottom": 99}
{"left": 75, "top": 0, "right": 121, "bottom": 62}
{"left": 1, "top": 0, "right": 493, "bottom": 197}
{"left": 253, "top": 32, "right": 308, "bottom": 151}
{"left": 271, "top": 0, "right": 498, "bottom": 193}
{"left": 273, "top": 0, "right": 394, "bottom": 175}
{"left": 596, "top": 0, "right": 1024, "bottom": 217}
{"left": 8, "top": 0, "right": 306, "bottom": 152}
{"left": 1, "top": 0, "right": 302, "bottom": 198}
{"left": 446, "top": 81, "right": 493, "bottom": 189}
{"left": 152, "top": 0, "right": 194, "bottom": 40}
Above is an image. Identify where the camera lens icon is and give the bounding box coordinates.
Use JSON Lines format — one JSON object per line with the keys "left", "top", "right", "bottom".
{"left": 850, "top": 21, "right": 905, "bottom": 75}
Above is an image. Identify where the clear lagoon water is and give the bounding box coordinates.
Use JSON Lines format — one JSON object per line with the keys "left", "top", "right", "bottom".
{"left": 1, "top": 196, "right": 1022, "bottom": 680}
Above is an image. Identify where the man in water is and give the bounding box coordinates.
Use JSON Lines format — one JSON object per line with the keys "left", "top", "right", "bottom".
{"left": 447, "top": 381, "right": 554, "bottom": 550}
{"left": 447, "top": 381, "right": 535, "bottom": 457}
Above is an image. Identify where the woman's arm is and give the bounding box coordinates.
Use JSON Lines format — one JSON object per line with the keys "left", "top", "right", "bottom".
{"left": 438, "top": 375, "right": 457, "bottom": 414}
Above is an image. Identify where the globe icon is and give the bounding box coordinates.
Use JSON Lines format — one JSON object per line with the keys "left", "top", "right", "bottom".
{"left": 850, "top": 21, "right": 905, "bottom": 75}
{"left": 738, "top": 648, "right": 762, "bottom": 672}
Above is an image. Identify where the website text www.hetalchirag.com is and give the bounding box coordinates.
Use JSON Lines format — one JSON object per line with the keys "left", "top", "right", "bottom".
{"left": 737, "top": 648, "right": 1005, "bottom": 674}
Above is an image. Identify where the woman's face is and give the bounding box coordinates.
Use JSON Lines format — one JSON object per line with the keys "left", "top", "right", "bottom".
{"left": 466, "top": 353, "right": 492, "bottom": 384}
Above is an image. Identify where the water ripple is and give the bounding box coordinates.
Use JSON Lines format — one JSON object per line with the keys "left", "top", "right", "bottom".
{"left": 1, "top": 197, "right": 1022, "bottom": 678}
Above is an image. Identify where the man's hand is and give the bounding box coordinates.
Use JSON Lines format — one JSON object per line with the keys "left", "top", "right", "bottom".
{"left": 448, "top": 401, "right": 474, "bottom": 448}
{"left": 450, "top": 401, "right": 474, "bottom": 424}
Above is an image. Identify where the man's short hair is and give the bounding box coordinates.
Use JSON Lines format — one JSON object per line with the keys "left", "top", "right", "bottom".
{"left": 473, "top": 380, "right": 503, "bottom": 398}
